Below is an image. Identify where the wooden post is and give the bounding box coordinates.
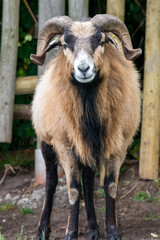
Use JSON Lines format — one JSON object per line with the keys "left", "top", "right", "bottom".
{"left": 69, "top": 0, "right": 89, "bottom": 20}
{"left": 100, "top": 0, "right": 126, "bottom": 186}
{"left": 139, "top": 0, "right": 160, "bottom": 180}
{"left": 35, "top": 0, "right": 65, "bottom": 185}
{"left": 107, "top": 0, "right": 125, "bottom": 21}
{"left": 0, "top": 0, "right": 20, "bottom": 142}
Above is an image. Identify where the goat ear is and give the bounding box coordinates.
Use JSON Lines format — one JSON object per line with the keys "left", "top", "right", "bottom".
{"left": 30, "top": 36, "right": 62, "bottom": 66}
{"left": 105, "top": 33, "right": 118, "bottom": 50}
{"left": 46, "top": 36, "right": 62, "bottom": 52}
{"left": 104, "top": 33, "right": 142, "bottom": 61}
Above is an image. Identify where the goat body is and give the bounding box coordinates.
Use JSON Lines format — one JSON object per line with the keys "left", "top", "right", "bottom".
{"left": 31, "top": 15, "right": 141, "bottom": 240}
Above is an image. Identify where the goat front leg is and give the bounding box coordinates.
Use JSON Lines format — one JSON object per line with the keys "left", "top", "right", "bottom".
{"left": 82, "top": 166, "right": 99, "bottom": 240}
{"left": 65, "top": 177, "right": 81, "bottom": 240}
{"left": 58, "top": 146, "right": 82, "bottom": 240}
{"left": 37, "top": 141, "right": 58, "bottom": 240}
{"left": 104, "top": 159, "right": 122, "bottom": 240}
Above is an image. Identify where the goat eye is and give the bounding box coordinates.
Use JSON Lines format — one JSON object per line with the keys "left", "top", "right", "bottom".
{"left": 100, "top": 41, "right": 105, "bottom": 46}
{"left": 63, "top": 44, "right": 68, "bottom": 49}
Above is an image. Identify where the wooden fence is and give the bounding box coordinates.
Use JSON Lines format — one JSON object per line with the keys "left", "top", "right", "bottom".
{"left": 0, "top": 0, "right": 159, "bottom": 181}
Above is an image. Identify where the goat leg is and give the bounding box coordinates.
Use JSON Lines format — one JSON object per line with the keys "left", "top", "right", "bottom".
{"left": 65, "top": 178, "right": 81, "bottom": 240}
{"left": 82, "top": 166, "right": 99, "bottom": 240}
{"left": 37, "top": 142, "right": 58, "bottom": 240}
{"left": 104, "top": 171, "right": 121, "bottom": 240}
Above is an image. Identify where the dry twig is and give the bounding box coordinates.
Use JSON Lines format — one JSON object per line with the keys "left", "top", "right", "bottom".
{"left": 0, "top": 164, "right": 16, "bottom": 185}
{"left": 146, "top": 182, "right": 151, "bottom": 200}
{"left": 132, "top": 19, "right": 145, "bottom": 39}
{"left": 120, "top": 182, "right": 139, "bottom": 199}
{"left": 23, "top": 0, "right": 38, "bottom": 25}
{"left": 134, "top": 0, "right": 146, "bottom": 16}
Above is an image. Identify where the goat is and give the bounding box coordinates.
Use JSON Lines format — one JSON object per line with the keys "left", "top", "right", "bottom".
{"left": 30, "top": 14, "right": 142, "bottom": 240}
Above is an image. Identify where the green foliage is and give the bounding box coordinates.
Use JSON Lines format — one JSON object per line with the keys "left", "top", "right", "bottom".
{"left": 20, "top": 208, "right": 34, "bottom": 215}
{"left": 0, "top": 233, "right": 5, "bottom": 240}
{"left": 98, "top": 207, "right": 105, "bottom": 213}
{"left": 0, "top": 203, "right": 15, "bottom": 212}
{"left": 0, "top": 151, "right": 34, "bottom": 171}
{"left": 157, "top": 196, "right": 160, "bottom": 205}
{"left": 143, "top": 214, "right": 158, "bottom": 221}
{"left": 97, "top": 188, "right": 105, "bottom": 198}
{"left": 120, "top": 165, "right": 127, "bottom": 173}
{"left": 133, "top": 191, "right": 154, "bottom": 203}
{"left": 127, "top": 137, "right": 140, "bottom": 160}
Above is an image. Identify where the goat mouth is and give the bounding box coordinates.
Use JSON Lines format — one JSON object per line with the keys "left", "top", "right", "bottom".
{"left": 72, "top": 72, "right": 98, "bottom": 84}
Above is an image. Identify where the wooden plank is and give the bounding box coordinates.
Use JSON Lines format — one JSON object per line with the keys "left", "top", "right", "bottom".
{"left": 0, "top": 0, "right": 20, "bottom": 143}
{"left": 107, "top": 0, "right": 125, "bottom": 21}
{"left": 13, "top": 104, "right": 31, "bottom": 120}
{"left": 69, "top": 0, "right": 89, "bottom": 20}
{"left": 139, "top": 0, "right": 160, "bottom": 180}
{"left": 15, "top": 76, "right": 38, "bottom": 95}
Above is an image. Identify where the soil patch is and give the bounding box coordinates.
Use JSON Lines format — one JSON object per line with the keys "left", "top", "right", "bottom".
{"left": 0, "top": 163, "right": 160, "bottom": 240}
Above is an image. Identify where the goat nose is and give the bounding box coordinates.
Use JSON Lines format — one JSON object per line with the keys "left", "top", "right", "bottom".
{"left": 78, "top": 63, "right": 90, "bottom": 73}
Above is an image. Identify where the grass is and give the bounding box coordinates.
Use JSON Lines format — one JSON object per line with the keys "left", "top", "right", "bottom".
{"left": 20, "top": 208, "right": 34, "bottom": 215}
{"left": 0, "top": 203, "right": 15, "bottom": 212}
{"left": 120, "top": 165, "right": 127, "bottom": 173}
{"left": 157, "top": 196, "right": 160, "bottom": 205}
{"left": 0, "top": 226, "right": 34, "bottom": 240}
{"left": 143, "top": 214, "right": 158, "bottom": 221}
{"left": 0, "top": 233, "right": 5, "bottom": 240}
{"left": 133, "top": 191, "right": 154, "bottom": 203}
{"left": 0, "top": 150, "right": 34, "bottom": 171}
{"left": 97, "top": 188, "right": 105, "bottom": 198}
{"left": 98, "top": 207, "right": 106, "bottom": 213}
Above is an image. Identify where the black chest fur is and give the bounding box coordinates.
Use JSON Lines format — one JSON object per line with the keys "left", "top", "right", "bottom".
{"left": 73, "top": 78, "right": 105, "bottom": 165}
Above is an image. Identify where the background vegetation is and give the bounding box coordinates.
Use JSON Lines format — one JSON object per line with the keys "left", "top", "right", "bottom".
{"left": 0, "top": 0, "right": 146, "bottom": 159}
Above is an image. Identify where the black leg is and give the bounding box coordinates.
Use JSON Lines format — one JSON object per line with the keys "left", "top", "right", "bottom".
{"left": 37, "top": 141, "right": 58, "bottom": 240}
{"left": 104, "top": 173, "right": 121, "bottom": 240}
{"left": 82, "top": 166, "right": 99, "bottom": 240}
{"left": 65, "top": 179, "right": 81, "bottom": 240}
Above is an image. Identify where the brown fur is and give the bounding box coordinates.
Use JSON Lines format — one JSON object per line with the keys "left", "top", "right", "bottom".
{"left": 32, "top": 44, "right": 140, "bottom": 164}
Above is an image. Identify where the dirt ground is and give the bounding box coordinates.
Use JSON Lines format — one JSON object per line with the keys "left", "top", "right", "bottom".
{"left": 0, "top": 162, "right": 160, "bottom": 240}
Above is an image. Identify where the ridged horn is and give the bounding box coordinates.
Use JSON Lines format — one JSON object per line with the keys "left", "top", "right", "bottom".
{"left": 30, "top": 16, "right": 73, "bottom": 66}
{"left": 91, "top": 14, "right": 142, "bottom": 60}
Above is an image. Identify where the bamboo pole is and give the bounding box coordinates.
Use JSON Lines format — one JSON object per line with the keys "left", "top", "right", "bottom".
{"left": 15, "top": 76, "right": 38, "bottom": 95}
{"left": 0, "top": 0, "right": 20, "bottom": 143}
{"left": 69, "top": 0, "right": 89, "bottom": 20}
{"left": 100, "top": 0, "right": 126, "bottom": 186}
{"left": 139, "top": 0, "right": 160, "bottom": 180}
{"left": 107, "top": 0, "right": 125, "bottom": 21}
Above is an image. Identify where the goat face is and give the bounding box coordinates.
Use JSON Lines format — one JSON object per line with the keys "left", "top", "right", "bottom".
{"left": 62, "top": 22, "right": 105, "bottom": 83}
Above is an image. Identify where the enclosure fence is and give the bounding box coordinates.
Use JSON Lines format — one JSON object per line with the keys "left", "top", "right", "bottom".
{"left": 0, "top": 0, "right": 159, "bottom": 182}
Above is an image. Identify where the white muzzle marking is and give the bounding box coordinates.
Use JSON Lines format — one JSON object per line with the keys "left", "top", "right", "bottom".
{"left": 73, "top": 51, "right": 96, "bottom": 83}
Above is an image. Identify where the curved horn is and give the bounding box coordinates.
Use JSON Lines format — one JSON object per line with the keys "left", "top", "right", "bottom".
{"left": 30, "top": 16, "right": 73, "bottom": 66}
{"left": 91, "top": 14, "right": 142, "bottom": 60}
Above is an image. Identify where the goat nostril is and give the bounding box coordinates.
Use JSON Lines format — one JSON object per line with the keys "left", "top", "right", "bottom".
{"left": 78, "top": 64, "right": 90, "bottom": 73}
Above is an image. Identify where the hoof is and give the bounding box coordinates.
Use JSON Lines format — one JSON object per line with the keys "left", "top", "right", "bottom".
{"left": 37, "top": 224, "right": 50, "bottom": 240}
{"left": 64, "top": 230, "right": 78, "bottom": 240}
{"left": 105, "top": 225, "right": 121, "bottom": 240}
{"left": 88, "top": 228, "right": 99, "bottom": 240}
